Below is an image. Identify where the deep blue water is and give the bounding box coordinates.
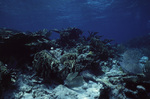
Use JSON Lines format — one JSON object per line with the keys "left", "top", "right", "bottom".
{"left": 0, "top": 0, "right": 150, "bottom": 43}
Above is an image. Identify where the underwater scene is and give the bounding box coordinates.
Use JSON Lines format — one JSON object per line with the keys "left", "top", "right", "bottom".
{"left": 0, "top": 0, "right": 150, "bottom": 99}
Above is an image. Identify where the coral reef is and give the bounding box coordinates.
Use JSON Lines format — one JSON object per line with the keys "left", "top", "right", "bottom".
{"left": 89, "top": 36, "right": 115, "bottom": 60}
{"left": 0, "top": 61, "right": 16, "bottom": 97}
{"left": 142, "top": 60, "right": 150, "bottom": 81}
{"left": 33, "top": 29, "right": 52, "bottom": 37}
{"left": 120, "top": 49, "right": 143, "bottom": 74}
{"left": 1, "top": 27, "right": 150, "bottom": 99}
{"left": 53, "top": 27, "right": 83, "bottom": 48}
{"left": 0, "top": 28, "right": 57, "bottom": 69}
{"left": 82, "top": 31, "right": 116, "bottom": 61}
{"left": 33, "top": 50, "right": 92, "bottom": 82}
{"left": 33, "top": 50, "right": 60, "bottom": 81}
{"left": 64, "top": 72, "right": 85, "bottom": 88}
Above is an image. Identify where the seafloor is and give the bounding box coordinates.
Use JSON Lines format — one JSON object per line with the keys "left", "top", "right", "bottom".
{"left": 0, "top": 27, "right": 150, "bottom": 99}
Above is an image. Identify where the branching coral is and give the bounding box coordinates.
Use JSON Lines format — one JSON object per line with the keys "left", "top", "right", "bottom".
{"left": 53, "top": 27, "right": 83, "bottom": 48}
{"left": 82, "top": 31, "right": 116, "bottom": 61}
{"left": 89, "top": 37, "right": 115, "bottom": 60}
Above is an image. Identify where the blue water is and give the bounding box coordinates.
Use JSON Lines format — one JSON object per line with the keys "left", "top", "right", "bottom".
{"left": 0, "top": 0, "right": 150, "bottom": 43}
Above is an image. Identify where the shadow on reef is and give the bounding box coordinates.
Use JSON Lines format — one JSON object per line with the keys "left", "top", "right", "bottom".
{"left": 0, "top": 61, "right": 16, "bottom": 96}
{"left": 0, "top": 28, "right": 58, "bottom": 69}
{"left": 1, "top": 27, "right": 150, "bottom": 99}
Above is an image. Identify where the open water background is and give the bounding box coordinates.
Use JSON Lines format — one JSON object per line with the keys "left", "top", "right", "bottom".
{"left": 0, "top": 0, "right": 150, "bottom": 43}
